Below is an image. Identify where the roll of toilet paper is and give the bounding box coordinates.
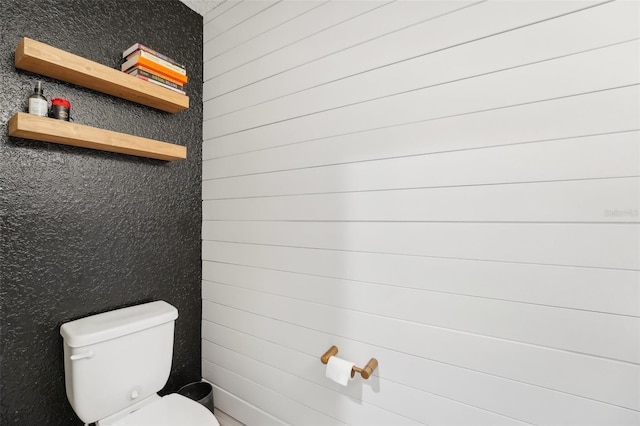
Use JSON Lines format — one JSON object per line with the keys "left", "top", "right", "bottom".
{"left": 326, "top": 356, "right": 355, "bottom": 386}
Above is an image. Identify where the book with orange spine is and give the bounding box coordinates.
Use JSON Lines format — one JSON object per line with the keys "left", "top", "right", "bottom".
{"left": 121, "top": 55, "right": 188, "bottom": 85}
{"left": 126, "top": 50, "right": 186, "bottom": 75}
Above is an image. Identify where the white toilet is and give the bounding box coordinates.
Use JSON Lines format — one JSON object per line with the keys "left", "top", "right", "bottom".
{"left": 60, "top": 300, "right": 220, "bottom": 426}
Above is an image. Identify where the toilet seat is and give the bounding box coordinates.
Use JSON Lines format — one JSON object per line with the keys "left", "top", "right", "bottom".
{"left": 103, "top": 393, "right": 219, "bottom": 426}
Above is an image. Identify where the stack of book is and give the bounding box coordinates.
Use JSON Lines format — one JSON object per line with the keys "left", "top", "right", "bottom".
{"left": 121, "top": 43, "right": 187, "bottom": 95}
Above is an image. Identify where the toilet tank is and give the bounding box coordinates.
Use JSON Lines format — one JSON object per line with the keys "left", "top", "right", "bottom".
{"left": 60, "top": 301, "right": 179, "bottom": 424}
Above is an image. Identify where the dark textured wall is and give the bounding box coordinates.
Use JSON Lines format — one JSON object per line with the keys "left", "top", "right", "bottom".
{"left": 0, "top": 1, "right": 203, "bottom": 424}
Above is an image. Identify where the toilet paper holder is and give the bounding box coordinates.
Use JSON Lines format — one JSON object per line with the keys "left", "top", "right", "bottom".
{"left": 320, "top": 345, "right": 378, "bottom": 379}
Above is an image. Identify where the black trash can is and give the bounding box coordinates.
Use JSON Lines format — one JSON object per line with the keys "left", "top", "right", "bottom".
{"left": 177, "top": 381, "right": 214, "bottom": 414}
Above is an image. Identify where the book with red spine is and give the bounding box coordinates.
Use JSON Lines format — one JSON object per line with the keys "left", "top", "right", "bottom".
{"left": 133, "top": 74, "right": 186, "bottom": 95}
{"left": 126, "top": 64, "right": 184, "bottom": 86}
{"left": 127, "top": 67, "right": 183, "bottom": 90}
{"left": 122, "top": 55, "right": 188, "bottom": 85}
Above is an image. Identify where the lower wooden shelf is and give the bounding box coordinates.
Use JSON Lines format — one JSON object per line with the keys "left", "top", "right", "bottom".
{"left": 8, "top": 113, "right": 186, "bottom": 161}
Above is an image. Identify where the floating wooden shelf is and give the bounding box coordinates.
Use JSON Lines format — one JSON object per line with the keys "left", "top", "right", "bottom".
{"left": 15, "top": 37, "right": 188, "bottom": 113}
{"left": 8, "top": 113, "right": 186, "bottom": 161}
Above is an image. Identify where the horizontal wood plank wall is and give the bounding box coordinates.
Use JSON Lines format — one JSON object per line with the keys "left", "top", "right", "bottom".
{"left": 202, "top": 1, "right": 640, "bottom": 425}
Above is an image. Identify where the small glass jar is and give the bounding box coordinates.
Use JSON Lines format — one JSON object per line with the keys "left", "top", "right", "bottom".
{"left": 50, "top": 98, "right": 71, "bottom": 121}
{"left": 28, "top": 81, "right": 48, "bottom": 117}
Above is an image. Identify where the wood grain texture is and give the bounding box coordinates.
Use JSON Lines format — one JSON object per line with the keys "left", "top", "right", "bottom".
{"left": 15, "top": 37, "right": 189, "bottom": 113}
{"left": 8, "top": 113, "right": 186, "bottom": 160}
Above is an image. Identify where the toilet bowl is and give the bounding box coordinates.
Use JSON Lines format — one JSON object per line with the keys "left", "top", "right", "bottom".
{"left": 99, "top": 394, "right": 217, "bottom": 425}
{"left": 60, "top": 301, "right": 219, "bottom": 426}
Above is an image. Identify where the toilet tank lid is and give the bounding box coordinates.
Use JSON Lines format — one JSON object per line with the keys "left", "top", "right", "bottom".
{"left": 60, "top": 301, "right": 178, "bottom": 348}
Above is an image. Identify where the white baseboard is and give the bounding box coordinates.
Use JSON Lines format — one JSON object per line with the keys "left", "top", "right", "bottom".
{"left": 202, "top": 379, "right": 287, "bottom": 426}
{"left": 214, "top": 408, "right": 245, "bottom": 426}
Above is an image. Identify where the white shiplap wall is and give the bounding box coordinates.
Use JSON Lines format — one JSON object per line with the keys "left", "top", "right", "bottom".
{"left": 202, "top": 1, "right": 640, "bottom": 425}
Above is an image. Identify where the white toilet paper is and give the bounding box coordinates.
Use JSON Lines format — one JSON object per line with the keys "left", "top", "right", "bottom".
{"left": 326, "top": 356, "right": 355, "bottom": 386}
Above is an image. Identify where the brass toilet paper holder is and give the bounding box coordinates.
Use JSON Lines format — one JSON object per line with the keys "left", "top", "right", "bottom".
{"left": 320, "top": 345, "right": 378, "bottom": 379}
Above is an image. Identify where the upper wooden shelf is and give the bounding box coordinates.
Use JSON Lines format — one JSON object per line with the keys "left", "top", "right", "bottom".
{"left": 9, "top": 113, "right": 186, "bottom": 161}
{"left": 15, "top": 37, "right": 189, "bottom": 113}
